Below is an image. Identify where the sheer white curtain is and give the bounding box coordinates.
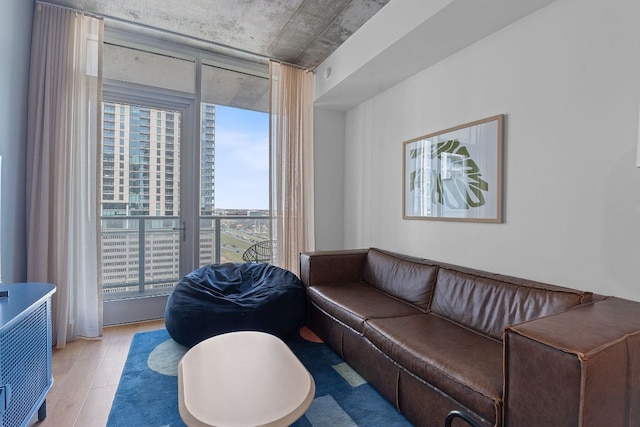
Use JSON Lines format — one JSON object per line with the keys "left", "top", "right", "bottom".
{"left": 269, "top": 61, "right": 315, "bottom": 275}
{"left": 26, "top": 3, "right": 103, "bottom": 347}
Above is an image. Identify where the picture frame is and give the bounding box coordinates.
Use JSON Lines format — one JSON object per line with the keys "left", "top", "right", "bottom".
{"left": 403, "top": 114, "right": 503, "bottom": 223}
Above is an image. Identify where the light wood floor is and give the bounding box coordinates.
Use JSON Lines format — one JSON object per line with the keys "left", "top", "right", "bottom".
{"left": 30, "top": 319, "right": 166, "bottom": 427}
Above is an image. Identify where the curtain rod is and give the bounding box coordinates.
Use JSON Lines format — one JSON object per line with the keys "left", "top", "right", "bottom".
{"left": 35, "top": 0, "right": 312, "bottom": 72}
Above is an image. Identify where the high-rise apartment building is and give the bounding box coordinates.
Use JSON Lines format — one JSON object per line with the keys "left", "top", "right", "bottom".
{"left": 201, "top": 103, "right": 215, "bottom": 216}
{"left": 101, "top": 102, "right": 181, "bottom": 217}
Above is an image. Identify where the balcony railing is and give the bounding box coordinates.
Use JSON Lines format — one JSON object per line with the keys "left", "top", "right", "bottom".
{"left": 101, "top": 215, "right": 270, "bottom": 300}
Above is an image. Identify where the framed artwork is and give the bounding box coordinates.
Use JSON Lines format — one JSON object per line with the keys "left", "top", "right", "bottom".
{"left": 403, "top": 115, "right": 503, "bottom": 222}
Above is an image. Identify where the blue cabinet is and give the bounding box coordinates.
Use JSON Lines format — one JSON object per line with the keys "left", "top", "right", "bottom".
{"left": 0, "top": 283, "right": 56, "bottom": 427}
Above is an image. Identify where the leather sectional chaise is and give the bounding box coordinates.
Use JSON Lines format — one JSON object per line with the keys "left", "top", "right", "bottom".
{"left": 300, "top": 248, "right": 640, "bottom": 427}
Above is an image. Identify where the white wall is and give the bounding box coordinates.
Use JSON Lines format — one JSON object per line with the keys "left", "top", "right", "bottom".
{"left": 313, "top": 108, "right": 346, "bottom": 250}
{"left": 0, "top": 0, "right": 33, "bottom": 282}
{"left": 340, "top": 0, "right": 640, "bottom": 301}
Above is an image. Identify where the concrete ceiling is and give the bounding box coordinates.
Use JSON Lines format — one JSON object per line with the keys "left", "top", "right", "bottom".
{"left": 43, "top": 0, "right": 391, "bottom": 70}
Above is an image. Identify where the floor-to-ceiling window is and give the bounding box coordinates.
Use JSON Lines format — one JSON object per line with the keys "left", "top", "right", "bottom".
{"left": 101, "top": 31, "right": 269, "bottom": 324}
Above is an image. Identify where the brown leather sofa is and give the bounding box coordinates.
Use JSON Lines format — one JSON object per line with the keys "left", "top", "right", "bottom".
{"left": 299, "top": 248, "right": 640, "bottom": 427}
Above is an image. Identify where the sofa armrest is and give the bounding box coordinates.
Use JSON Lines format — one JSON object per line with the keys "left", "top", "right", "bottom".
{"left": 504, "top": 297, "right": 640, "bottom": 427}
{"left": 299, "top": 249, "right": 369, "bottom": 287}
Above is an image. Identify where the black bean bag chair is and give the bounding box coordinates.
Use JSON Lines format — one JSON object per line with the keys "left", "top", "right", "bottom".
{"left": 164, "top": 262, "right": 306, "bottom": 347}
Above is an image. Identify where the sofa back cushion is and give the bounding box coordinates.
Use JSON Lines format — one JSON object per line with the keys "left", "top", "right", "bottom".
{"left": 361, "top": 248, "right": 437, "bottom": 311}
{"left": 431, "top": 268, "right": 593, "bottom": 340}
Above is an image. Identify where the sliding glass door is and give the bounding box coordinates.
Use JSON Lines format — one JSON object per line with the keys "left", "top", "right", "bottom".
{"left": 101, "top": 101, "right": 182, "bottom": 297}
{"left": 101, "top": 92, "right": 199, "bottom": 324}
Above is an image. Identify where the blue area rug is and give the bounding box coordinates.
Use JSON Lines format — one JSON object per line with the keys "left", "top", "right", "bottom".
{"left": 107, "top": 329, "right": 412, "bottom": 427}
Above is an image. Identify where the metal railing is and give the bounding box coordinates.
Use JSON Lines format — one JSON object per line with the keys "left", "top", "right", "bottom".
{"left": 100, "top": 215, "right": 270, "bottom": 298}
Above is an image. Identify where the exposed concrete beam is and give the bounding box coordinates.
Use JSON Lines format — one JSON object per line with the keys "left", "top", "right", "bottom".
{"left": 315, "top": 0, "right": 557, "bottom": 111}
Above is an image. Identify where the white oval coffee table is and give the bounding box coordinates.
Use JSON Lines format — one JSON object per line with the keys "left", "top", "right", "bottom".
{"left": 178, "top": 331, "right": 315, "bottom": 427}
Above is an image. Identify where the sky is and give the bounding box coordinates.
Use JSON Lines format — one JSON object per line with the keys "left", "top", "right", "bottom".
{"left": 212, "top": 105, "right": 269, "bottom": 210}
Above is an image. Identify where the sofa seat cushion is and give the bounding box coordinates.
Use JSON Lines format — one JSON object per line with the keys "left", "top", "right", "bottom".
{"left": 307, "top": 282, "right": 423, "bottom": 333}
{"left": 365, "top": 314, "right": 502, "bottom": 422}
